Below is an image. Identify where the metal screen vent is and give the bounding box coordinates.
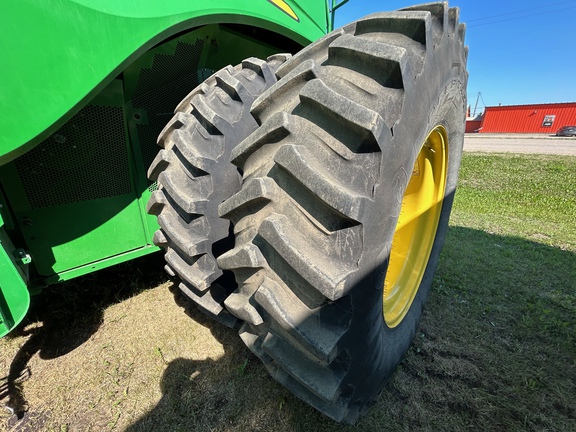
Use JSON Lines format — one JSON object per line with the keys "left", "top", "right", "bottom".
{"left": 130, "top": 39, "right": 204, "bottom": 191}
{"left": 15, "top": 105, "right": 131, "bottom": 209}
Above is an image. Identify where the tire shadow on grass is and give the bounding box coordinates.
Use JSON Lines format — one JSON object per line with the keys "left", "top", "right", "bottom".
{"left": 3, "top": 227, "right": 573, "bottom": 431}
{"left": 370, "top": 226, "right": 575, "bottom": 431}
{"left": 124, "top": 226, "right": 575, "bottom": 432}
{"left": 0, "top": 253, "right": 167, "bottom": 430}
{"left": 123, "top": 284, "right": 283, "bottom": 432}
{"left": 124, "top": 283, "right": 345, "bottom": 432}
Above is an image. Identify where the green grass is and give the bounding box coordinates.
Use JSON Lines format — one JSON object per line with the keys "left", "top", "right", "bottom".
{"left": 1, "top": 152, "right": 575, "bottom": 431}
{"left": 454, "top": 153, "right": 576, "bottom": 250}
{"left": 449, "top": 154, "right": 575, "bottom": 353}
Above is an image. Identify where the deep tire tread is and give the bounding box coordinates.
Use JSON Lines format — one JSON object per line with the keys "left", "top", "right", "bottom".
{"left": 273, "top": 143, "right": 370, "bottom": 221}
{"left": 327, "top": 34, "right": 407, "bottom": 90}
{"left": 156, "top": 112, "right": 190, "bottom": 148}
{"left": 251, "top": 60, "right": 321, "bottom": 126}
{"left": 171, "top": 128, "right": 221, "bottom": 173}
{"left": 148, "top": 56, "right": 290, "bottom": 324}
{"left": 157, "top": 212, "right": 209, "bottom": 257}
{"left": 190, "top": 95, "right": 226, "bottom": 136}
{"left": 257, "top": 214, "right": 354, "bottom": 300}
{"left": 165, "top": 249, "right": 221, "bottom": 293}
{"left": 254, "top": 277, "right": 349, "bottom": 363}
{"left": 220, "top": 3, "right": 467, "bottom": 423}
{"left": 157, "top": 171, "right": 209, "bottom": 215}
{"left": 275, "top": 30, "right": 344, "bottom": 79}
{"left": 230, "top": 112, "right": 294, "bottom": 174}
{"left": 147, "top": 149, "right": 173, "bottom": 181}
{"left": 298, "top": 79, "right": 384, "bottom": 153}
{"left": 354, "top": 11, "right": 430, "bottom": 44}
{"left": 218, "top": 177, "right": 279, "bottom": 222}
{"left": 260, "top": 331, "right": 345, "bottom": 402}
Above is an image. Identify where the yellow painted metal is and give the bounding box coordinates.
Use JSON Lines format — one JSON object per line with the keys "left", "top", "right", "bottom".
{"left": 268, "top": 0, "right": 300, "bottom": 22}
{"left": 383, "top": 126, "right": 448, "bottom": 328}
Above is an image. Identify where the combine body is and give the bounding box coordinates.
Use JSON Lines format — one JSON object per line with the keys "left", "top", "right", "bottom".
{"left": 0, "top": 0, "right": 329, "bottom": 337}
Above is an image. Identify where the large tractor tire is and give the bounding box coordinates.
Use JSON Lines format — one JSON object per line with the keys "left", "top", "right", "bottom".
{"left": 218, "top": 3, "right": 468, "bottom": 423}
{"left": 147, "top": 54, "right": 290, "bottom": 326}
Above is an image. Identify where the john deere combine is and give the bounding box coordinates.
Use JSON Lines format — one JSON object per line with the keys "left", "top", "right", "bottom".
{"left": 0, "top": 0, "right": 467, "bottom": 423}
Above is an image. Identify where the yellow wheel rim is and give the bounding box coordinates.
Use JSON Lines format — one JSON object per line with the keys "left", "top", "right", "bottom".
{"left": 383, "top": 126, "right": 448, "bottom": 328}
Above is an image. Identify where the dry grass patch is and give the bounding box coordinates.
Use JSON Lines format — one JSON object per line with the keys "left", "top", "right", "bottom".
{"left": 1, "top": 153, "right": 575, "bottom": 431}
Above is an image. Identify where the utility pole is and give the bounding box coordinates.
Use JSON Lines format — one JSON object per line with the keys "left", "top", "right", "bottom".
{"left": 473, "top": 92, "right": 481, "bottom": 117}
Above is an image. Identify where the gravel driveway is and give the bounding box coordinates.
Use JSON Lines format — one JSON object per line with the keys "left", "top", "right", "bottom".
{"left": 463, "top": 134, "right": 576, "bottom": 156}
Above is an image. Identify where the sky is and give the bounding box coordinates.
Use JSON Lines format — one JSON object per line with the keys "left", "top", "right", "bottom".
{"left": 333, "top": 0, "right": 576, "bottom": 114}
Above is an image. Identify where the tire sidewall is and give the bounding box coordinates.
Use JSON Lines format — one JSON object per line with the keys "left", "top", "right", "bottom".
{"left": 351, "top": 62, "right": 467, "bottom": 399}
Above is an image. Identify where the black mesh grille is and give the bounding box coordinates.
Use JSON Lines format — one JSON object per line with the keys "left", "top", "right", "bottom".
{"left": 134, "top": 72, "right": 199, "bottom": 187}
{"left": 15, "top": 105, "right": 131, "bottom": 209}
{"left": 131, "top": 40, "right": 205, "bottom": 191}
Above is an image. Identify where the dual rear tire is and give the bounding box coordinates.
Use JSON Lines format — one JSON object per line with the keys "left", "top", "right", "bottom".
{"left": 150, "top": 3, "right": 467, "bottom": 423}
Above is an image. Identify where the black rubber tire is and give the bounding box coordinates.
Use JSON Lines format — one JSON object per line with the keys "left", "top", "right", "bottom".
{"left": 218, "top": 4, "right": 468, "bottom": 423}
{"left": 147, "top": 54, "right": 290, "bottom": 326}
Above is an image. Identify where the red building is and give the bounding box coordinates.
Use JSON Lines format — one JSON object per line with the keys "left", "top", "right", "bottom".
{"left": 475, "top": 102, "right": 576, "bottom": 133}
{"left": 465, "top": 118, "right": 482, "bottom": 133}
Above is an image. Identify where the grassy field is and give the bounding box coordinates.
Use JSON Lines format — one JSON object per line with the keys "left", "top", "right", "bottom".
{"left": 1, "top": 152, "right": 575, "bottom": 431}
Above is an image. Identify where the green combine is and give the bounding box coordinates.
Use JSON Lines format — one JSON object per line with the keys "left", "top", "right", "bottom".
{"left": 0, "top": 0, "right": 468, "bottom": 423}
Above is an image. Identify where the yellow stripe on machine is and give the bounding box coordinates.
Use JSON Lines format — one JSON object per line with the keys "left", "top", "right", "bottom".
{"left": 267, "top": 0, "right": 300, "bottom": 22}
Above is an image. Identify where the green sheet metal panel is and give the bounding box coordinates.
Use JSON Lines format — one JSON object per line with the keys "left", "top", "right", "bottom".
{"left": 0, "top": 213, "right": 30, "bottom": 338}
{"left": 0, "top": 23, "right": 296, "bottom": 283}
{"left": 0, "top": 0, "right": 327, "bottom": 165}
{"left": 11, "top": 198, "right": 149, "bottom": 276}
{"left": 0, "top": 80, "right": 151, "bottom": 276}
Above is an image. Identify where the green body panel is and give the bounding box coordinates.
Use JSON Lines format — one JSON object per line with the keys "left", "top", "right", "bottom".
{"left": 0, "top": 213, "right": 30, "bottom": 338}
{"left": 0, "top": 23, "right": 307, "bottom": 282}
{"left": 0, "top": 0, "right": 327, "bottom": 165}
{"left": 44, "top": 246, "right": 159, "bottom": 286}
{"left": 0, "top": 80, "right": 151, "bottom": 277}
